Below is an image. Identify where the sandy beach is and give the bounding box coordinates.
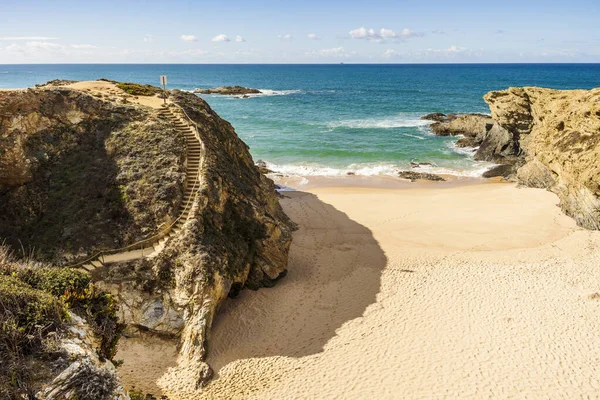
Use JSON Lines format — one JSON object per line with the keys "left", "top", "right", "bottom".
{"left": 116, "top": 180, "right": 600, "bottom": 399}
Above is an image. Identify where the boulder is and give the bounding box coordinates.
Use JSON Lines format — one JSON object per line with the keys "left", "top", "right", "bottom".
{"left": 398, "top": 171, "right": 446, "bottom": 182}
{"left": 474, "top": 123, "right": 520, "bottom": 162}
{"left": 516, "top": 159, "right": 556, "bottom": 189}
{"left": 420, "top": 112, "right": 447, "bottom": 122}
{"left": 429, "top": 114, "right": 493, "bottom": 138}
{"left": 482, "top": 164, "right": 515, "bottom": 179}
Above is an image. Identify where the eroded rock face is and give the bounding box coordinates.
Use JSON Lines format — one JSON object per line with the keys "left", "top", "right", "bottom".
{"left": 1, "top": 84, "right": 295, "bottom": 391}
{"left": 0, "top": 88, "right": 186, "bottom": 261}
{"left": 37, "top": 314, "right": 129, "bottom": 400}
{"left": 484, "top": 86, "right": 600, "bottom": 229}
{"left": 96, "top": 90, "right": 295, "bottom": 388}
{"left": 425, "top": 113, "right": 493, "bottom": 138}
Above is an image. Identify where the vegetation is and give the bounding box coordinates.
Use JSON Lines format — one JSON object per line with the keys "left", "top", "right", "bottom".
{"left": 115, "top": 82, "right": 161, "bottom": 96}
{"left": 0, "top": 247, "right": 123, "bottom": 398}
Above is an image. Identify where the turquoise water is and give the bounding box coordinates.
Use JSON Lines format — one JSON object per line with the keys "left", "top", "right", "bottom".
{"left": 2, "top": 64, "right": 599, "bottom": 175}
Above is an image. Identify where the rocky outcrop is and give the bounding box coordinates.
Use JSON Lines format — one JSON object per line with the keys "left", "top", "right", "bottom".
{"left": 422, "top": 113, "right": 493, "bottom": 140}
{"left": 398, "top": 171, "right": 446, "bottom": 182}
{"left": 193, "top": 86, "right": 261, "bottom": 95}
{"left": 37, "top": 314, "right": 129, "bottom": 400}
{"left": 0, "top": 88, "right": 186, "bottom": 262}
{"left": 0, "top": 82, "right": 295, "bottom": 392}
{"left": 483, "top": 86, "right": 600, "bottom": 229}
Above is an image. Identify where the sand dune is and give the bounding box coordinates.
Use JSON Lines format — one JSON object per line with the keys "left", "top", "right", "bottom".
{"left": 143, "top": 182, "right": 600, "bottom": 399}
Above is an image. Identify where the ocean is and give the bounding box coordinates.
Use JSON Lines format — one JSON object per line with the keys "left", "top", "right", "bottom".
{"left": 2, "top": 64, "right": 599, "bottom": 176}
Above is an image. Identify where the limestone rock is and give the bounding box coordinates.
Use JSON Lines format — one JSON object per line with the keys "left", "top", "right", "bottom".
{"left": 429, "top": 114, "right": 493, "bottom": 137}
{"left": 474, "top": 123, "right": 520, "bottom": 162}
{"left": 484, "top": 86, "right": 600, "bottom": 229}
{"left": 516, "top": 159, "right": 556, "bottom": 189}
{"left": 37, "top": 314, "right": 129, "bottom": 400}
{"left": 398, "top": 171, "right": 446, "bottom": 182}
{"left": 482, "top": 164, "right": 515, "bottom": 179}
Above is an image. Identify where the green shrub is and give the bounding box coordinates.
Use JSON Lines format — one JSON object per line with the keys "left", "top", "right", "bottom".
{"left": 115, "top": 82, "right": 160, "bottom": 96}
{"left": 0, "top": 251, "right": 124, "bottom": 397}
{"left": 0, "top": 275, "right": 66, "bottom": 399}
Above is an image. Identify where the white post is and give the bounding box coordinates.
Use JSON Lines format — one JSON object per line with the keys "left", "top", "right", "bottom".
{"left": 160, "top": 75, "right": 167, "bottom": 104}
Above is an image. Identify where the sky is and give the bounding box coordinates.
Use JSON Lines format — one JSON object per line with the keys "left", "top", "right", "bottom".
{"left": 0, "top": 0, "right": 599, "bottom": 63}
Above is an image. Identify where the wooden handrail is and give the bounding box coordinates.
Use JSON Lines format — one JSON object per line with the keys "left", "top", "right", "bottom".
{"left": 65, "top": 103, "right": 204, "bottom": 269}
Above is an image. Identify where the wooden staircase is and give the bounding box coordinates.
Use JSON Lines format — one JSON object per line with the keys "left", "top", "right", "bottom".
{"left": 70, "top": 103, "right": 204, "bottom": 273}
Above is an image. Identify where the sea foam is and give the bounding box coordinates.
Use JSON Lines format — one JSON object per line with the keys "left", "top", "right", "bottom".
{"left": 262, "top": 160, "right": 492, "bottom": 178}
{"left": 326, "top": 116, "right": 432, "bottom": 129}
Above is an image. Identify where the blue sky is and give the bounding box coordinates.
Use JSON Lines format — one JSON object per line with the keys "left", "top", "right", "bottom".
{"left": 0, "top": 0, "right": 598, "bottom": 63}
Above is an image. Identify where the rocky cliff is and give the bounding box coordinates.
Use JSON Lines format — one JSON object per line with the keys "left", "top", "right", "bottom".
{"left": 97, "top": 90, "right": 295, "bottom": 390}
{"left": 483, "top": 87, "right": 600, "bottom": 230}
{"left": 0, "top": 87, "right": 186, "bottom": 261}
{"left": 0, "top": 81, "right": 295, "bottom": 394}
{"left": 423, "top": 87, "right": 600, "bottom": 230}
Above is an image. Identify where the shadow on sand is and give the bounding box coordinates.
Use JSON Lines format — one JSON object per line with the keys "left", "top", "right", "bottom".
{"left": 206, "top": 190, "right": 387, "bottom": 373}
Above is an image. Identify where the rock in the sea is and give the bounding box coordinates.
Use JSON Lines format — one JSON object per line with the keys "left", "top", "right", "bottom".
{"left": 256, "top": 159, "right": 273, "bottom": 174}
{"left": 398, "top": 171, "right": 446, "bottom": 182}
{"left": 429, "top": 114, "right": 493, "bottom": 137}
{"left": 484, "top": 86, "right": 600, "bottom": 229}
{"left": 193, "top": 86, "right": 261, "bottom": 95}
{"left": 420, "top": 112, "right": 448, "bottom": 122}
{"left": 410, "top": 161, "right": 434, "bottom": 168}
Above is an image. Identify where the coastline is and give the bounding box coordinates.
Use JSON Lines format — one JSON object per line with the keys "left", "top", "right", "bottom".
{"left": 270, "top": 172, "right": 500, "bottom": 190}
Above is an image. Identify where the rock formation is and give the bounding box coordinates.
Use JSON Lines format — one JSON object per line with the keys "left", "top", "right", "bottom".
{"left": 0, "top": 81, "right": 295, "bottom": 393}
{"left": 422, "top": 112, "right": 495, "bottom": 148}
{"left": 398, "top": 171, "right": 446, "bottom": 182}
{"left": 0, "top": 87, "right": 186, "bottom": 261}
{"left": 483, "top": 87, "right": 600, "bottom": 229}
{"left": 193, "top": 86, "right": 262, "bottom": 95}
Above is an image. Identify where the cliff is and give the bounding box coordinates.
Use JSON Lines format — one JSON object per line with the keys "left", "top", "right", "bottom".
{"left": 0, "top": 81, "right": 295, "bottom": 394}
{"left": 483, "top": 87, "right": 600, "bottom": 230}
{"left": 0, "top": 86, "right": 186, "bottom": 261}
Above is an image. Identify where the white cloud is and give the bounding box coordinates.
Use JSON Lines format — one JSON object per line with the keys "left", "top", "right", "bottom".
{"left": 180, "top": 35, "right": 198, "bottom": 42}
{"left": 0, "top": 36, "right": 57, "bottom": 41}
{"left": 380, "top": 29, "right": 396, "bottom": 39}
{"left": 212, "top": 34, "right": 231, "bottom": 42}
{"left": 278, "top": 34, "right": 293, "bottom": 40}
{"left": 349, "top": 27, "right": 423, "bottom": 42}
{"left": 235, "top": 35, "right": 246, "bottom": 42}
{"left": 308, "top": 33, "right": 320, "bottom": 40}
{"left": 383, "top": 49, "right": 400, "bottom": 57}
{"left": 70, "top": 44, "right": 96, "bottom": 49}
{"left": 349, "top": 27, "right": 380, "bottom": 40}
{"left": 143, "top": 34, "right": 153, "bottom": 42}
{"left": 399, "top": 28, "right": 422, "bottom": 38}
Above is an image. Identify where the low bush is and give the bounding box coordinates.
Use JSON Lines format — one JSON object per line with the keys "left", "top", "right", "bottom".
{"left": 0, "top": 248, "right": 123, "bottom": 398}
{"left": 115, "top": 82, "right": 161, "bottom": 96}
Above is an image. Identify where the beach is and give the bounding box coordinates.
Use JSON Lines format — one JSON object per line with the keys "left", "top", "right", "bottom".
{"left": 115, "top": 180, "right": 600, "bottom": 399}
